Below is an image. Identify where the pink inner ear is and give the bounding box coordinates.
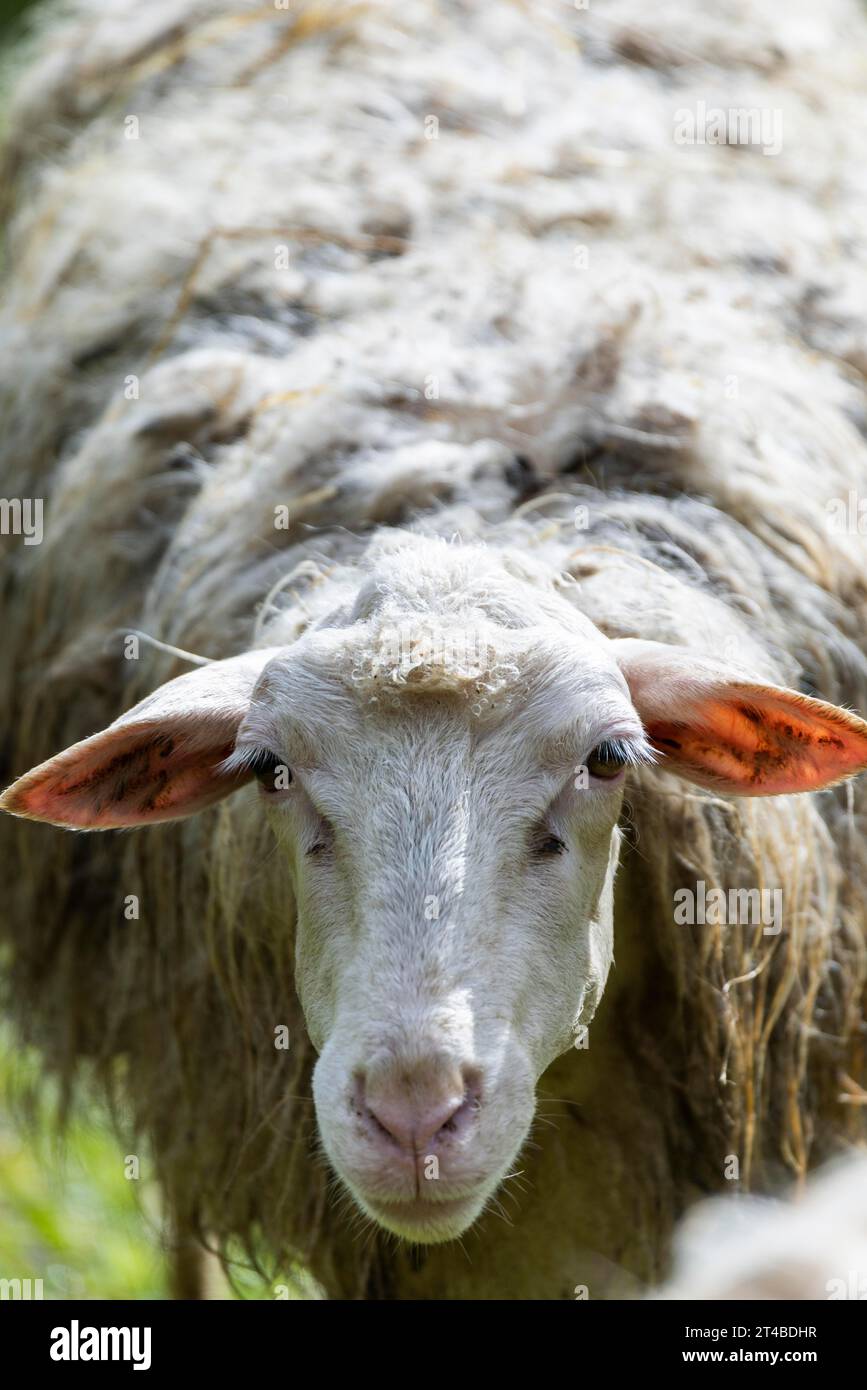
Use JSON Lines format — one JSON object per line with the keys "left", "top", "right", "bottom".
{"left": 647, "top": 686, "right": 867, "bottom": 796}
{"left": 4, "top": 725, "right": 246, "bottom": 829}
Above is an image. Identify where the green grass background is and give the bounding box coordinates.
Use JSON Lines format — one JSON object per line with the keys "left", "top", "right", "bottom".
{"left": 0, "top": 1037, "right": 170, "bottom": 1299}
{"left": 0, "top": 1028, "right": 319, "bottom": 1299}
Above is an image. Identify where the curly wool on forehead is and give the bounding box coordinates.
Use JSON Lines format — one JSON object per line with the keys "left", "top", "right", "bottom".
{"left": 338, "top": 614, "right": 633, "bottom": 740}
{"left": 348, "top": 616, "right": 522, "bottom": 713}
{"left": 332, "top": 534, "right": 606, "bottom": 712}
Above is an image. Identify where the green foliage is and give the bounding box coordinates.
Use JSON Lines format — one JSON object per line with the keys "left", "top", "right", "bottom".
{"left": 0, "top": 0, "right": 44, "bottom": 39}
{"left": 0, "top": 1034, "right": 169, "bottom": 1299}
{"left": 0, "top": 1032, "right": 320, "bottom": 1299}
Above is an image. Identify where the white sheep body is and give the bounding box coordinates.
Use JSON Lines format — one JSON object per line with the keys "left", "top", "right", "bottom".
{"left": 2, "top": 0, "right": 867, "bottom": 1297}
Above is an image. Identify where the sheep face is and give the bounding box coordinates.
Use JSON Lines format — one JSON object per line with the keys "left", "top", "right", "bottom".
{"left": 232, "top": 622, "right": 644, "bottom": 1242}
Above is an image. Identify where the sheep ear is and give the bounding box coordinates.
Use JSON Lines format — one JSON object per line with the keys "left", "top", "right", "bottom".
{"left": 612, "top": 638, "right": 867, "bottom": 796}
{"left": 0, "top": 649, "right": 283, "bottom": 830}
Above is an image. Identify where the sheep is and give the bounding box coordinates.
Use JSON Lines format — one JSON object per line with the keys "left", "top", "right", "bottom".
{"left": 2, "top": 0, "right": 867, "bottom": 1300}
{"left": 656, "top": 1155, "right": 867, "bottom": 1301}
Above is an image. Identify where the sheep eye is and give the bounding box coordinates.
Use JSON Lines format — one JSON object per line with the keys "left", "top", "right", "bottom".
{"left": 586, "top": 740, "right": 629, "bottom": 780}
{"left": 534, "top": 833, "right": 567, "bottom": 857}
{"left": 249, "top": 750, "right": 292, "bottom": 793}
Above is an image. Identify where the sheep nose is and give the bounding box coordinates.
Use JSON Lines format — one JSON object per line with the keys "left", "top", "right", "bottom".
{"left": 355, "top": 1063, "right": 480, "bottom": 1154}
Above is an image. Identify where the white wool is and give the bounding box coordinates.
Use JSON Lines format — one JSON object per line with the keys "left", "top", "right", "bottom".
{"left": 658, "top": 1156, "right": 867, "bottom": 1301}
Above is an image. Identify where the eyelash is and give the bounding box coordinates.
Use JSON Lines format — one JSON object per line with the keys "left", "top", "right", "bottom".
{"left": 535, "top": 834, "right": 567, "bottom": 857}
{"left": 585, "top": 738, "right": 631, "bottom": 780}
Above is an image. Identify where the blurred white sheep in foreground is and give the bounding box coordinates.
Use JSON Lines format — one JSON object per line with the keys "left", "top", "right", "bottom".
{"left": 658, "top": 1157, "right": 867, "bottom": 1300}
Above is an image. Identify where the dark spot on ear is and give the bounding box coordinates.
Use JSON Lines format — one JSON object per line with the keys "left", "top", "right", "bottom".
{"left": 138, "top": 770, "right": 169, "bottom": 814}
{"left": 61, "top": 744, "right": 151, "bottom": 797}
{"left": 737, "top": 704, "right": 762, "bottom": 725}
{"left": 753, "top": 749, "right": 775, "bottom": 769}
{"left": 715, "top": 741, "right": 749, "bottom": 765}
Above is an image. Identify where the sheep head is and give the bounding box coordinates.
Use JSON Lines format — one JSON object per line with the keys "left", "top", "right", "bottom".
{"left": 5, "top": 542, "right": 867, "bottom": 1244}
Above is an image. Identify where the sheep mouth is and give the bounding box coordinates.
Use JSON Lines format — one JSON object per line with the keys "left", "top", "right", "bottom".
{"left": 358, "top": 1191, "right": 484, "bottom": 1242}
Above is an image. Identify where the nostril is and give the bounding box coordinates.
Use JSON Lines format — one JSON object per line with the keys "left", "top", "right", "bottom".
{"left": 351, "top": 1072, "right": 368, "bottom": 1122}
{"left": 436, "top": 1069, "right": 482, "bottom": 1142}
{"left": 353, "top": 1064, "right": 482, "bottom": 1153}
{"left": 353, "top": 1072, "right": 415, "bottom": 1150}
{"left": 462, "top": 1066, "right": 483, "bottom": 1111}
{"left": 363, "top": 1095, "right": 421, "bottom": 1151}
